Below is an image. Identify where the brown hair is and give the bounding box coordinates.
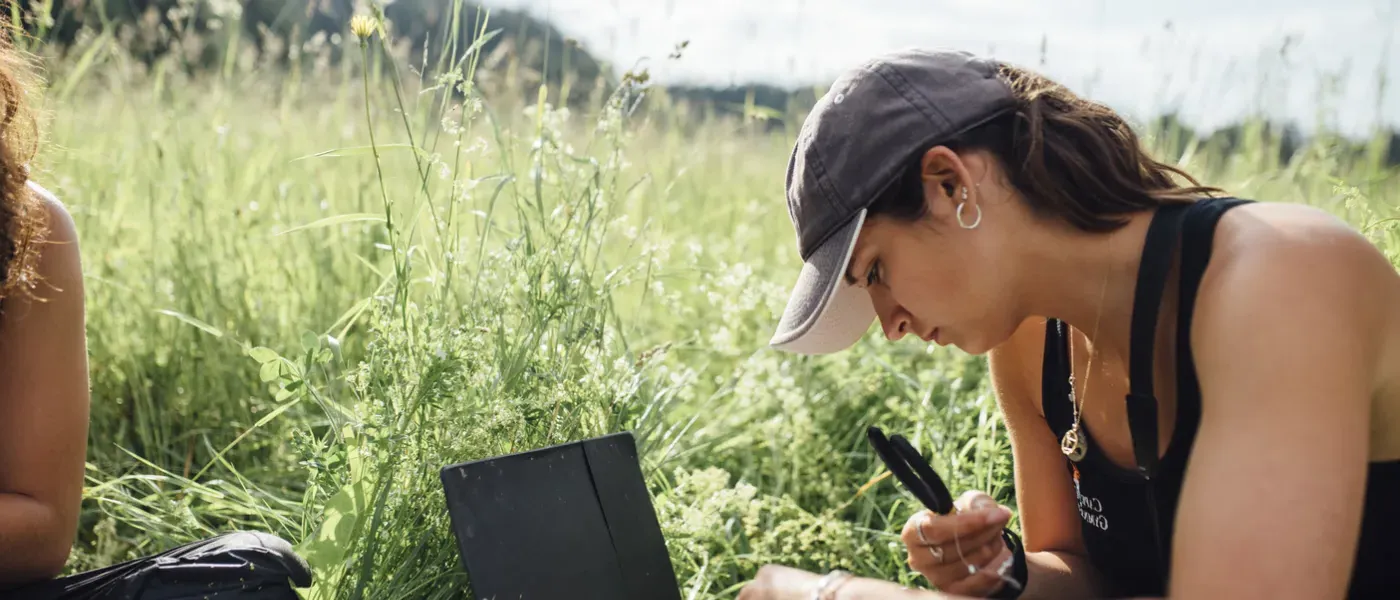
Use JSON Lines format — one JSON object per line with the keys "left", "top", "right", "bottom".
{"left": 0, "top": 23, "right": 47, "bottom": 304}
{"left": 869, "top": 62, "right": 1224, "bottom": 231}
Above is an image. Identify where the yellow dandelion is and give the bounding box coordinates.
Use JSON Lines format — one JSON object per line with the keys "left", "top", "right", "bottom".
{"left": 350, "top": 15, "right": 377, "bottom": 41}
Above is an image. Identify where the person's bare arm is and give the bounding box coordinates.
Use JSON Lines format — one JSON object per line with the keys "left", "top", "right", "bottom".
{"left": 986, "top": 317, "right": 1108, "bottom": 598}
{"left": 741, "top": 563, "right": 982, "bottom": 600}
{"left": 0, "top": 186, "right": 90, "bottom": 584}
{"left": 1165, "top": 221, "right": 1389, "bottom": 599}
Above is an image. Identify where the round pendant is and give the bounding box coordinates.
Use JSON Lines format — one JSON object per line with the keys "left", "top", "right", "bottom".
{"left": 1061, "top": 429, "right": 1087, "bottom": 462}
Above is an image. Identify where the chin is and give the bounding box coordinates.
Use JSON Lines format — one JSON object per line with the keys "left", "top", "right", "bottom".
{"left": 954, "top": 339, "right": 995, "bottom": 356}
{"left": 941, "top": 330, "right": 987, "bottom": 356}
{"left": 951, "top": 321, "right": 1018, "bottom": 356}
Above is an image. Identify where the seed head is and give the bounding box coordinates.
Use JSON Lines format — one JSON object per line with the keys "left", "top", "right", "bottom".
{"left": 350, "top": 15, "right": 377, "bottom": 41}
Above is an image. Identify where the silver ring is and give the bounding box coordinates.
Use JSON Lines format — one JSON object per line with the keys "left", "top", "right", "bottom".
{"left": 915, "top": 518, "right": 944, "bottom": 564}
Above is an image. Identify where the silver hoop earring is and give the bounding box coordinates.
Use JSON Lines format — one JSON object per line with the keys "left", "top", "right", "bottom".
{"left": 956, "top": 188, "right": 982, "bottom": 229}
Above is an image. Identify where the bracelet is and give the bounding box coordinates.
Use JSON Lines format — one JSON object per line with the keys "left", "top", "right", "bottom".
{"left": 811, "top": 569, "right": 853, "bottom": 600}
{"left": 988, "top": 529, "right": 1029, "bottom": 599}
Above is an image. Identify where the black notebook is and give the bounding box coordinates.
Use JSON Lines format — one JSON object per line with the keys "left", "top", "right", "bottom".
{"left": 439, "top": 431, "right": 682, "bottom": 600}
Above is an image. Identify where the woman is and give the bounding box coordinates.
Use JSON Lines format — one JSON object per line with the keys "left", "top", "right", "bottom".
{"left": 738, "top": 48, "right": 1400, "bottom": 599}
{"left": 0, "top": 28, "right": 310, "bottom": 600}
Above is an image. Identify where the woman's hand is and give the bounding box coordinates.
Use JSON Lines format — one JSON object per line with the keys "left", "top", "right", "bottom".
{"left": 738, "top": 564, "right": 975, "bottom": 600}
{"left": 902, "top": 490, "right": 1016, "bottom": 597}
{"left": 736, "top": 564, "right": 827, "bottom": 600}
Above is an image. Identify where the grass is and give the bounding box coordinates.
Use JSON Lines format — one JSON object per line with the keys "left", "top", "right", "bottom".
{"left": 18, "top": 6, "right": 1399, "bottom": 599}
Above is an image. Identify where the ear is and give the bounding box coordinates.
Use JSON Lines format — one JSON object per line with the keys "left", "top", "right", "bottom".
{"left": 918, "top": 146, "right": 978, "bottom": 216}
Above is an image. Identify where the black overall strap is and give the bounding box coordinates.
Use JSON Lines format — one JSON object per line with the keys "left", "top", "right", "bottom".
{"left": 1125, "top": 202, "right": 1191, "bottom": 480}
{"left": 1172, "top": 198, "right": 1254, "bottom": 447}
{"left": 1041, "top": 318, "right": 1074, "bottom": 433}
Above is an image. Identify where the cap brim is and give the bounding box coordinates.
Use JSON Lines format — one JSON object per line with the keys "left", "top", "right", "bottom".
{"left": 769, "top": 209, "right": 876, "bottom": 355}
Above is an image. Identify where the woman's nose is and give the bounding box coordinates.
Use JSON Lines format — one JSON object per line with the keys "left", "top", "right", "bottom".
{"left": 869, "top": 287, "right": 911, "bottom": 341}
{"left": 880, "top": 312, "right": 911, "bottom": 341}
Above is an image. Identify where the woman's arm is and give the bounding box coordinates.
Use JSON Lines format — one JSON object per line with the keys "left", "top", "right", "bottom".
{"left": 1166, "top": 217, "right": 1390, "bottom": 599}
{"left": 985, "top": 317, "right": 1108, "bottom": 599}
{"left": 742, "top": 558, "right": 1103, "bottom": 600}
{"left": 740, "top": 564, "right": 974, "bottom": 600}
{"left": 0, "top": 188, "right": 89, "bottom": 584}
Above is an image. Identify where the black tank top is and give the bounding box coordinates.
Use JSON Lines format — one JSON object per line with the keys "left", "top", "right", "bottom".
{"left": 1040, "top": 197, "right": 1400, "bottom": 598}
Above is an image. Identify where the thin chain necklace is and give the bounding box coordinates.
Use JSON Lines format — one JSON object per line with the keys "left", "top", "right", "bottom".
{"left": 1061, "top": 270, "right": 1110, "bottom": 463}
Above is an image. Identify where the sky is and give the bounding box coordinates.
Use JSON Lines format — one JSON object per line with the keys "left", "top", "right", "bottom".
{"left": 479, "top": 0, "right": 1400, "bottom": 138}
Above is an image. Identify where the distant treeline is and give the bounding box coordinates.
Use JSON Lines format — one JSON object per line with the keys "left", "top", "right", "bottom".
{"left": 660, "top": 83, "right": 1399, "bottom": 169}
{"left": 14, "top": 0, "right": 611, "bottom": 104}
{"left": 8, "top": 0, "right": 1397, "bottom": 167}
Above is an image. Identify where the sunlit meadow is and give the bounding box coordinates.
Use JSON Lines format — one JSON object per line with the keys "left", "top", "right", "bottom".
{"left": 17, "top": 5, "right": 1398, "bottom": 599}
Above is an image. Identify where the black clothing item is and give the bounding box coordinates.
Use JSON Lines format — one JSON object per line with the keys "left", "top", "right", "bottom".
{"left": 1, "top": 531, "right": 312, "bottom": 600}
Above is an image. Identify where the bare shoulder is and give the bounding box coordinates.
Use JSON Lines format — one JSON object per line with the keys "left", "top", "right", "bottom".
{"left": 1195, "top": 199, "right": 1398, "bottom": 395}
{"left": 1207, "top": 200, "right": 1396, "bottom": 317}
{"left": 28, "top": 180, "right": 79, "bottom": 245}
{"left": 27, "top": 181, "right": 81, "bottom": 288}
{"left": 1213, "top": 201, "right": 1391, "bottom": 268}
{"left": 2, "top": 181, "right": 83, "bottom": 322}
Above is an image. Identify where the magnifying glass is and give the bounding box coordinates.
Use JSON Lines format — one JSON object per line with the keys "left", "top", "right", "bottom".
{"left": 865, "top": 425, "right": 954, "bottom": 515}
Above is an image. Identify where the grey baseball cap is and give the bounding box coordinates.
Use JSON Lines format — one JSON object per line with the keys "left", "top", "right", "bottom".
{"left": 769, "top": 48, "right": 1017, "bottom": 355}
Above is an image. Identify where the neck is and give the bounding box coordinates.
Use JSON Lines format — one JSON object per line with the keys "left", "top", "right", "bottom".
{"left": 1017, "top": 211, "right": 1157, "bottom": 364}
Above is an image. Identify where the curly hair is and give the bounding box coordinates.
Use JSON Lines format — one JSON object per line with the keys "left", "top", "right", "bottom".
{"left": 0, "top": 22, "right": 48, "bottom": 304}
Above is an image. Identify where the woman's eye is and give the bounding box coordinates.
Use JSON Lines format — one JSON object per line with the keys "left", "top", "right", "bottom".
{"left": 865, "top": 261, "right": 880, "bottom": 286}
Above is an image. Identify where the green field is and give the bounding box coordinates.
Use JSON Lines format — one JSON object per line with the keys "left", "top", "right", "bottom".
{"left": 24, "top": 9, "right": 1400, "bottom": 600}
